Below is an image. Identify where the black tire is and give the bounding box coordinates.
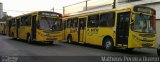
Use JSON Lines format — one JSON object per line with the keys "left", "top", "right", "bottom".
{"left": 27, "top": 35, "right": 33, "bottom": 44}
{"left": 67, "top": 35, "right": 72, "bottom": 43}
{"left": 103, "top": 38, "right": 114, "bottom": 51}
{"left": 12, "top": 33, "right": 16, "bottom": 40}
{"left": 125, "top": 48, "right": 134, "bottom": 51}
{"left": 12, "top": 33, "right": 14, "bottom": 37}
{"left": 48, "top": 41, "right": 53, "bottom": 45}
{"left": 157, "top": 46, "right": 160, "bottom": 56}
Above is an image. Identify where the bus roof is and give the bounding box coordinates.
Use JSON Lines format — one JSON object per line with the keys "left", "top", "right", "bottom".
{"left": 8, "top": 11, "right": 61, "bottom": 20}
{"left": 63, "top": 5, "right": 135, "bottom": 19}
{"left": 63, "top": 5, "right": 155, "bottom": 19}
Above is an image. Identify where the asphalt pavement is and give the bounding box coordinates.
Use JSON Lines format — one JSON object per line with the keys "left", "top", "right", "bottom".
{"left": 0, "top": 35, "right": 158, "bottom": 62}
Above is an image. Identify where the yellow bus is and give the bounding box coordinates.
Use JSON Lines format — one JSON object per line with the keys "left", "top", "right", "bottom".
{"left": 63, "top": 5, "right": 156, "bottom": 50}
{"left": 0, "top": 22, "right": 6, "bottom": 35}
{"left": 6, "top": 11, "right": 63, "bottom": 44}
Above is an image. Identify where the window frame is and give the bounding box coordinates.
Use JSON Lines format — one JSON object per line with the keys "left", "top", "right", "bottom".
{"left": 87, "top": 14, "right": 99, "bottom": 28}
{"left": 99, "top": 12, "right": 115, "bottom": 27}
{"left": 72, "top": 18, "right": 78, "bottom": 28}
{"left": 67, "top": 19, "right": 71, "bottom": 28}
{"left": 21, "top": 15, "right": 31, "bottom": 26}
{"left": 11, "top": 19, "right": 16, "bottom": 27}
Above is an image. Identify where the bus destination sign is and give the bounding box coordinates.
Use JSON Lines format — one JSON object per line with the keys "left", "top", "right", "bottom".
{"left": 39, "top": 12, "right": 61, "bottom": 17}
{"left": 134, "top": 6, "right": 155, "bottom": 14}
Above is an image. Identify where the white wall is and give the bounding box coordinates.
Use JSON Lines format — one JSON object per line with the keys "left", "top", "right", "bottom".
{"left": 3, "top": 12, "right": 6, "bottom": 17}
{"left": 145, "top": 3, "right": 160, "bottom": 19}
{"left": 70, "top": 0, "right": 160, "bottom": 15}
{"left": 156, "top": 20, "right": 160, "bottom": 45}
{"left": 0, "top": 3, "right": 3, "bottom": 19}
{"left": 145, "top": 3, "right": 160, "bottom": 46}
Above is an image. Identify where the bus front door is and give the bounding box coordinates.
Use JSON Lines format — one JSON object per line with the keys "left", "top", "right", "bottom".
{"left": 78, "top": 18, "right": 86, "bottom": 43}
{"left": 116, "top": 12, "right": 130, "bottom": 47}
{"left": 8, "top": 21, "right": 11, "bottom": 36}
{"left": 31, "top": 15, "right": 37, "bottom": 40}
{"left": 16, "top": 19, "right": 20, "bottom": 39}
{"left": 63, "top": 21, "right": 66, "bottom": 40}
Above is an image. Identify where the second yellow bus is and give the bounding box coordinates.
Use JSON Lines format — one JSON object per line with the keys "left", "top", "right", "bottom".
{"left": 63, "top": 5, "right": 157, "bottom": 50}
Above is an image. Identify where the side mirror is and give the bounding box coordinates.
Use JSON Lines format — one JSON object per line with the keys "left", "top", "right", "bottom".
{"left": 131, "top": 14, "right": 135, "bottom": 22}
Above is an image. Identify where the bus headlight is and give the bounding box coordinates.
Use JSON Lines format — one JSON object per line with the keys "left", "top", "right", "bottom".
{"left": 132, "top": 35, "right": 154, "bottom": 42}
{"left": 132, "top": 35, "right": 140, "bottom": 41}
{"left": 44, "top": 34, "right": 49, "bottom": 36}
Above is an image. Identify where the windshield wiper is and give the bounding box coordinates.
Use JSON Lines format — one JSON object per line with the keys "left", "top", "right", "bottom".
{"left": 139, "top": 13, "right": 146, "bottom": 22}
{"left": 44, "top": 16, "right": 52, "bottom": 30}
{"left": 139, "top": 13, "right": 151, "bottom": 33}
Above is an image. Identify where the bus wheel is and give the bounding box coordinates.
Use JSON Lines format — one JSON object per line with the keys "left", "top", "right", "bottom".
{"left": 48, "top": 41, "right": 53, "bottom": 45}
{"left": 12, "top": 33, "right": 16, "bottom": 39}
{"left": 125, "top": 48, "right": 134, "bottom": 51}
{"left": 103, "top": 38, "right": 114, "bottom": 51}
{"left": 27, "top": 35, "right": 32, "bottom": 44}
{"left": 67, "top": 35, "right": 72, "bottom": 43}
{"left": 157, "top": 45, "right": 160, "bottom": 56}
{"left": 12, "top": 32, "right": 14, "bottom": 37}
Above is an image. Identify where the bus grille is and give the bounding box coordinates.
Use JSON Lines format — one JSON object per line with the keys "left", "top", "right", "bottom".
{"left": 142, "top": 43, "right": 153, "bottom": 47}
{"left": 141, "top": 40, "right": 154, "bottom": 42}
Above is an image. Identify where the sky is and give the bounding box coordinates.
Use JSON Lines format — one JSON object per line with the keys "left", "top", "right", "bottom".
{"left": 0, "top": 0, "right": 85, "bottom": 16}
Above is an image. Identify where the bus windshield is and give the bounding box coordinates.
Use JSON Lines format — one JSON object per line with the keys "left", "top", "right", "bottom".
{"left": 39, "top": 17, "right": 62, "bottom": 31}
{"left": 131, "top": 14, "right": 155, "bottom": 33}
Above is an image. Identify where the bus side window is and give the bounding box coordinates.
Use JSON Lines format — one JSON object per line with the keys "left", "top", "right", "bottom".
{"left": 100, "top": 13, "right": 107, "bottom": 27}
{"left": 73, "top": 18, "right": 78, "bottom": 28}
{"left": 21, "top": 15, "right": 31, "bottom": 26}
{"left": 16, "top": 19, "right": 20, "bottom": 28}
{"left": 63, "top": 21, "right": 66, "bottom": 29}
{"left": 99, "top": 12, "right": 115, "bottom": 27}
{"left": 79, "top": 18, "right": 86, "bottom": 30}
{"left": 25, "top": 15, "right": 31, "bottom": 26}
{"left": 67, "top": 19, "right": 71, "bottom": 28}
{"left": 88, "top": 14, "right": 99, "bottom": 28}
{"left": 11, "top": 19, "right": 16, "bottom": 27}
{"left": 32, "top": 15, "right": 37, "bottom": 27}
{"left": 21, "top": 16, "right": 26, "bottom": 26}
{"left": 107, "top": 12, "right": 115, "bottom": 27}
{"left": 70, "top": 19, "right": 74, "bottom": 28}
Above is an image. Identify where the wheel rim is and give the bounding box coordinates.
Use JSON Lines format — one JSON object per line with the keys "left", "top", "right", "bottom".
{"left": 28, "top": 36, "right": 31, "bottom": 43}
{"left": 105, "top": 40, "right": 111, "bottom": 48}
{"left": 68, "top": 37, "right": 71, "bottom": 43}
